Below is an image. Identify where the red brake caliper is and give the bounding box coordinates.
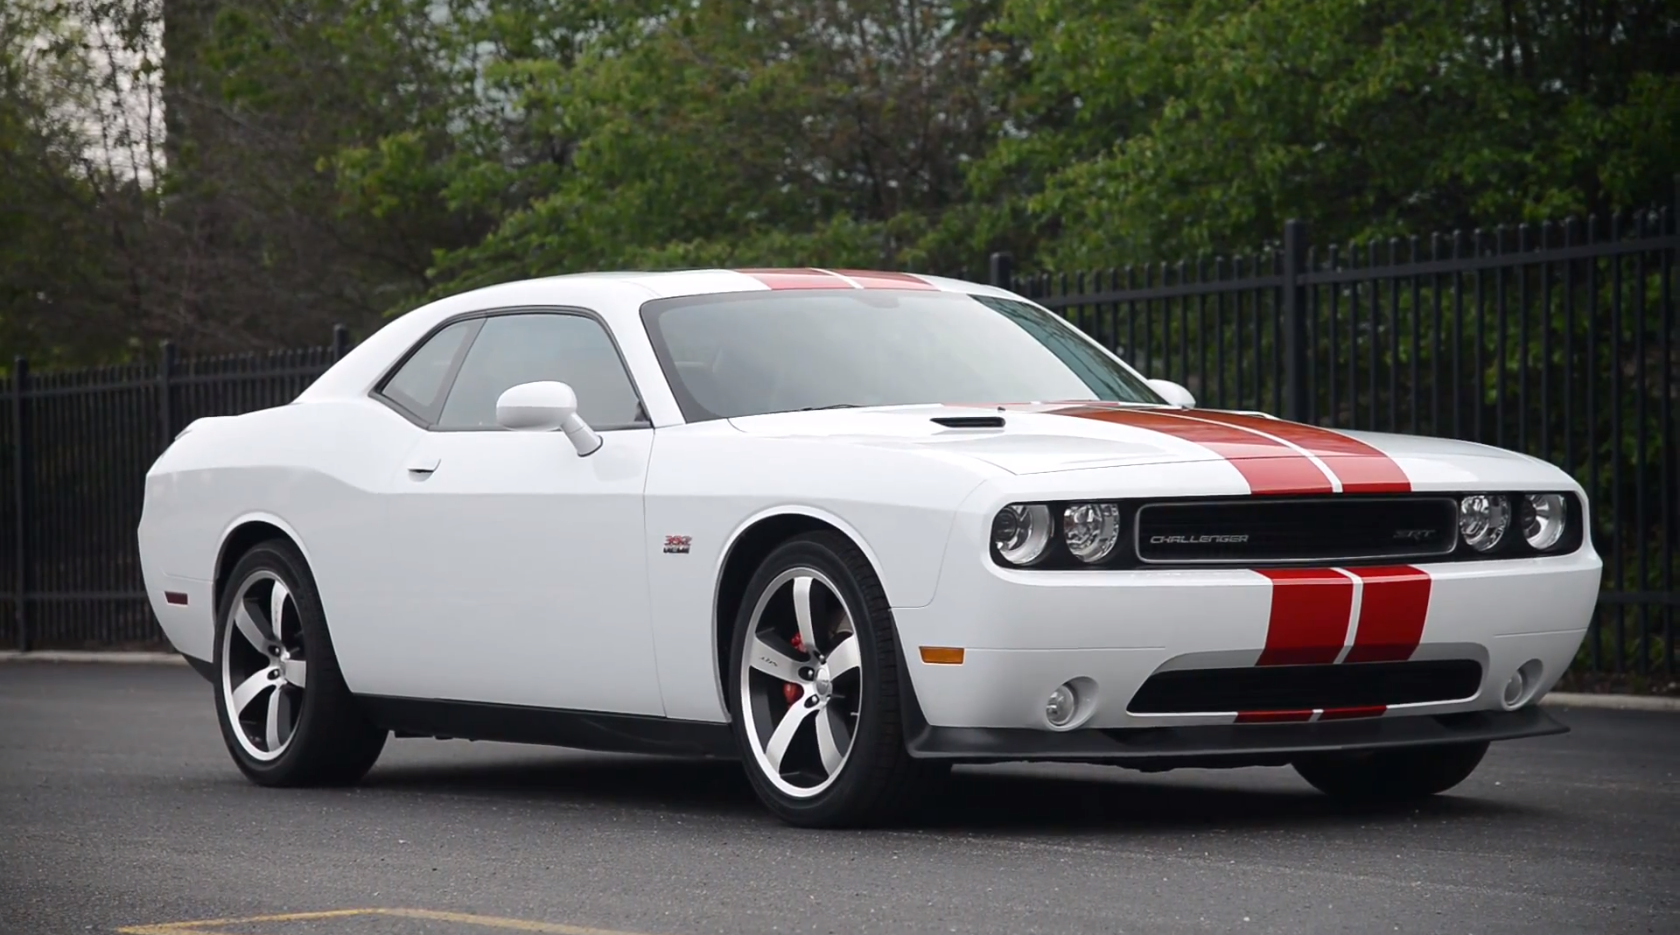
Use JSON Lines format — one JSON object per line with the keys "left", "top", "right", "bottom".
{"left": 783, "top": 633, "right": 806, "bottom": 704}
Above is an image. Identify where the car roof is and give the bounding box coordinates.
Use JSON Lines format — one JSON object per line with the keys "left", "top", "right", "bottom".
{"left": 295, "top": 268, "right": 1022, "bottom": 403}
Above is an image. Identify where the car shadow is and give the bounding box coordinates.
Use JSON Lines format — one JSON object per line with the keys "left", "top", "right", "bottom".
{"left": 358, "top": 748, "right": 1540, "bottom": 833}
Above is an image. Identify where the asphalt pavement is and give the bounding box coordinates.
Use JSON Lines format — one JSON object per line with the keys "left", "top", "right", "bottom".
{"left": 2, "top": 662, "right": 1675, "bottom": 935}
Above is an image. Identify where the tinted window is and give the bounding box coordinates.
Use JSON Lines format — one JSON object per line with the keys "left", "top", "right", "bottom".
{"left": 436, "top": 313, "right": 644, "bottom": 429}
{"left": 640, "top": 290, "right": 1163, "bottom": 421}
{"left": 380, "top": 319, "right": 476, "bottom": 421}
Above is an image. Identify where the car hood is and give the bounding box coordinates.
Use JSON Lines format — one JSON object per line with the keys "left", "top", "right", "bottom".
{"left": 725, "top": 402, "right": 1555, "bottom": 484}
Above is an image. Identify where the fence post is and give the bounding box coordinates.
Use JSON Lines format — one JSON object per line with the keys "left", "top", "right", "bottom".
{"left": 989, "top": 252, "right": 1014, "bottom": 291}
{"left": 331, "top": 324, "right": 350, "bottom": 361}
{"left": 158, "top": 341, "right": 178, "bottom": 447}
{"left": 11, "top": 357, "right": 29, "bottom": 652}
{"left": 1281, "top": 219, "right": 1310, "bottom": 423}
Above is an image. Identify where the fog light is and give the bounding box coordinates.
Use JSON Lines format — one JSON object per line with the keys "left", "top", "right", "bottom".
{"left": 1046, "top": 683, "right": 1078, "bottom": 727}
{"left": 1503, "top": 658, "right": 1545, "bottom": 709}
{"left": 1502, "top": 671, "right": 1526, "bottom": 707}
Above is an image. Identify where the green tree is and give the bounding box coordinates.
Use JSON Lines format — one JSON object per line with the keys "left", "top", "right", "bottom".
{"left": 984, "top": 0, "right": 1680, "bottom": 268}
{"left": 0, "top": 0, "right": 163, "bottom": 367}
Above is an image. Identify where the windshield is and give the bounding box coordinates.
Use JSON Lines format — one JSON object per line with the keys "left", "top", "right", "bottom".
{"left": 639, "top": 289, "right": 1164, "bottom": 421}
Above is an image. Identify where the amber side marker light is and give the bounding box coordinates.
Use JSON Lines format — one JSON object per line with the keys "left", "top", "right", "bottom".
{"left": 919, "top": 646, "right": 965, "bottom": 665}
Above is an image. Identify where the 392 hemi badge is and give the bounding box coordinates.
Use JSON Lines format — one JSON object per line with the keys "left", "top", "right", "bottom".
{"left": 663, "top": 535, "right": 692, "bottom": 554}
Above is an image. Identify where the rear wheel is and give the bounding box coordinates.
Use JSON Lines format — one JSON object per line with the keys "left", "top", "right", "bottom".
{"left": 1292, "top": 741, "right": 1489, "bottom": 801}
{"left": 213, "top": 539, "right": 387, "bottom": 786}
{"left": 727, "top": 531, "right": 946, "bottom": 827}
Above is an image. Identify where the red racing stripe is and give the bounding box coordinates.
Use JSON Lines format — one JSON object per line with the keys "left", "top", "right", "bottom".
{"left": 826, "top": 269, "right": 938, "bottom": 290}
{"left": 734, "top": 268, "right": 851, "bottom": 290}
{"left": 1254, "top": 568, "right": 1356, "bottom": 666}
{"left": 1235, "top": 710, "right": 1315, "bottom": 723}
{"left": 1343, "top": 565, "right": 1433, "bottom": 663}
{"left": 1318, "top": 705, "right": 1387, "bottom": 720}
{"left": 1047, "top": 406, "right": 1333, "bottom": 495}
{"left": 1181, "top": 410, "right": 1411, "bottom": 493}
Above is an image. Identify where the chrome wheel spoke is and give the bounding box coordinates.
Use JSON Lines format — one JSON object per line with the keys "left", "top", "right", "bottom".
{"left": 230, "top": 669, "right": 273, "bottom": 715}
{"left": 764, "top": 702, "right": 814, "bottom": 774}
{"left": 816, "top": 707, "right": 848, "bottom": 775}
{"left": 749, "top": 635, "right": 803, "bottom": 681}
{"left": 233, "top": 603, "right": 270, "bottom": 654}
{"left": 282, "top": 658, "right": 306, "bottom": 689}
{"left": 826, "top": 634, "right": 860, "bottom": 678}
{"left": 269, "top": 580, "right": 291, "bottom": 646}
{"left": 264, "top": 688, "right": 284, "bottom": 750}
{"left": 791, "top": 576, "right": 819, "bottom": 656}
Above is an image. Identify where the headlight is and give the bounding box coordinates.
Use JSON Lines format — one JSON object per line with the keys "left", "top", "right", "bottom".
{"left": 1062, "top": 502, "right": 1121, "bottom": 563}
{"left": 992, "top": 504, "right": 1051, "bottom": 565}
{"left": 1458, "top": 494, "right": 1511, "bottom": 552}
{"left": 1521, "top": 493, "right": 1568, "bottom": 551}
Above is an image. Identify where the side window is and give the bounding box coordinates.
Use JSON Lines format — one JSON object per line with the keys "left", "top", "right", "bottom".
{"left": 377, "top": 319, "right": 476, "bottom": 423}
{"left": 436, "top": 313, "right": 644, "bottom": 430}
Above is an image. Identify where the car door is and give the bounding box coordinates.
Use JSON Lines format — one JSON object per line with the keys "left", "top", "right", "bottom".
{"left": 356, "top": 309, "right": 663, "bottom": 716}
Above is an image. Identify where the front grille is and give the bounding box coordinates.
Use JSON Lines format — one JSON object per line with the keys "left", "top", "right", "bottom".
{"left": 1126, "top": 660, "right": 1484, "bottom": 714}
{"left": 1134, "top": 496, "right": 1459, "bottom": 565}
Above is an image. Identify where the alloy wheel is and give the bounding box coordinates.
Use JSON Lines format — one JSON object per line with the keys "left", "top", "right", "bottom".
{"left": 738, "top": 567, "right": 863, "bottom": 798}
{"left": 220, "top": 570, "right": 308, "bottom": 761}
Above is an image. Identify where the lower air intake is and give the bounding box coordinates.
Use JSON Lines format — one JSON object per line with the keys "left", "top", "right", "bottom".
{"left": 1126, "top": 659, "right": 1484, "bottom": 714}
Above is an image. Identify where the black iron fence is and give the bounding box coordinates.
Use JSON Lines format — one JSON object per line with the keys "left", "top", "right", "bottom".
{"left": 2, "top": 210, "right": 1675, "bottom": 685}
{"left": 2, "top": 331, "right": 350, "bottom": 651}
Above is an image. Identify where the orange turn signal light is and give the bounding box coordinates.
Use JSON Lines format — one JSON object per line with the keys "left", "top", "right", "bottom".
{"left": 918, "top": 646, "right": 965, "bottom": 665}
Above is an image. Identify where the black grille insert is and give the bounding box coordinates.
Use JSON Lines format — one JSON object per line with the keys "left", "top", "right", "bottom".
{"left": 1127, "top": 660, "right": 1484, "bottom": 714}
{"left": 1135, "top": 496, "right": 1459, "bottom": 565}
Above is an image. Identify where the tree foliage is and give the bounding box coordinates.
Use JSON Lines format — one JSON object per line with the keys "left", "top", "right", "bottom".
{"left": 0, "top": 0, "right": 1674, "bottom": 355}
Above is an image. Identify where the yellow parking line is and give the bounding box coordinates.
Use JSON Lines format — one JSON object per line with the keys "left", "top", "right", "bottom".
{"left": 378, "top": 907, "right": 659, "bottom": 935}
{"left": 117, "top": 907, "right": 662, "bottom": 935}
{"left": 118, "top": 908, "right": 375, "bottom": 932}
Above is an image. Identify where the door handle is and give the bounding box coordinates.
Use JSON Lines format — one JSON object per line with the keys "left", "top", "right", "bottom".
{"left": 406, "top": 456, "right": 441, "bottom": 476}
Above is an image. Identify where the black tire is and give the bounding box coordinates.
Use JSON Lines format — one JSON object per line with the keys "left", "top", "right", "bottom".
{"left": 1292, "top": 741, "right": 1489, "bottom": 801}
{"left": 212, "top": 538, "right": 387, "bottom": 786}
{"left": 726, "top": 531, "right": 947, "bottom": 827}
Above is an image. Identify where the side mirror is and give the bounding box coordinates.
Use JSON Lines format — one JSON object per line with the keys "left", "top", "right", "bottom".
{"left": 495, "top": 381, "right": 603, "bottom": 456}
{"left": 1146, "top": 378, "right": 1196, "bottom": 409}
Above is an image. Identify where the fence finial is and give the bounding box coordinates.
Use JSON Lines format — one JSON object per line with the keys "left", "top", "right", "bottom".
{"left": 988, "top": 252, "right": 1014, "bottom": 290}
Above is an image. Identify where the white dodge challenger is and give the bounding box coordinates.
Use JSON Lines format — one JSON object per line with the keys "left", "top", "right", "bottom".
{"left": 138, "top": 268, "right": 1602, "bottom": 827}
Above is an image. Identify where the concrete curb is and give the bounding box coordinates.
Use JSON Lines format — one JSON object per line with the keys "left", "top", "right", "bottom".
{"left": 0, "top": 650, "right": 186, "bottom": 665}
{"left": 2, "top": 652, "right": 1677, "bottom": 711}
{"left": 1540, "top": 691, "right": 1680, "bottom": 713}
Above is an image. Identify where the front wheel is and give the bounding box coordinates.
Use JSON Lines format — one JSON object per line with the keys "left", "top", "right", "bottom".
{"left": 1292, "top": 741, "right": 1490, "bottom": 801}
{"left": 726, "top": 531, "right": 946, "bottom": 827}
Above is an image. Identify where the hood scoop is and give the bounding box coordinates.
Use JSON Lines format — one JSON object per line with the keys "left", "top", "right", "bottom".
{"left": 930, "top": 415, "right": 1006, "bottom": 429}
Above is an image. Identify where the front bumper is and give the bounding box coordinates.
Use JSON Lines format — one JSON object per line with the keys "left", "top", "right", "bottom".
{"left": 892, "top": 542, "right": 1602, "bottom": 732}
{"left": 905, "top": 704, "right": 1567, "bottom": 766}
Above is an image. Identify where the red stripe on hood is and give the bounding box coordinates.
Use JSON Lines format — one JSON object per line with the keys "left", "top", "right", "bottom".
{"left": 1255, "top": 568, "right": 1355, "bottom": 666}
{"left": 1180, "top": 410, "right": 1411, "bottom": 493}
{"left": 1342, "top": 566, "right": 1432, "bottom": 663}
{"left": 734, "top": 268, "right": 852, "bottom": 290}
{"left": 1046, "top": 406, "right": 1334, "bottom": 495}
